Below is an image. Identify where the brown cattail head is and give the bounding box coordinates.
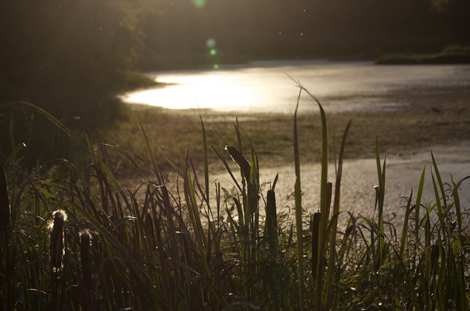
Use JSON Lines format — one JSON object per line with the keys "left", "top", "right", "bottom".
{"left": 0, "top": 145, "right": 10, "bottom": 232}
{"left": 311, "top": 212, "right": 321, "bottom": 280}
{"left": 226, "top": 145, "right": 260, "bottom": 211}
{"left": 225, "top": 145, "right": 251, "bottom": 182}
{"left": 50, "top": 211, "right": 65, "bottom": 270}
{"left": 80, "top": 230, "right": 92, "bottom": 289}
{"left": 266, "top": 190, "right": 278, "bottom": 248}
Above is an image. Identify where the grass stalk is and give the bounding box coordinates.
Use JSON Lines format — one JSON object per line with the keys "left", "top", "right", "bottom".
{"left": 293, "top": 88, "right": 305, "bottom": 310}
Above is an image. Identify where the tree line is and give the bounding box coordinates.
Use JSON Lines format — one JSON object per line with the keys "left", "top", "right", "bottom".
{"left": 0, "top": 0, "right": 468, "bottom": 122}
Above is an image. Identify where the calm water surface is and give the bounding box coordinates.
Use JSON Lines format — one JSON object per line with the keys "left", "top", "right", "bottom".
{"left": 122, "top": 60, "right": 470, "bottom": 113}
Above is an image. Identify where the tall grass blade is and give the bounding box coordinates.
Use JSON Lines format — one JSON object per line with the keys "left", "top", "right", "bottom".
{"left": 140, "top": 122, "right": 163, "bottom": 185}
{"left": 200, "top": 114, "right": 210, "bottom": 206}
{"left": 211, "top": 145, "right": 243, "bottom": 194}
{"left": 431, "top": 153, "right": 447, "bottom": 212}
{"left": 415, "top": 166, "right": 426, "bottom": 243}
{"left": 11, "top": 101, "right": 87, "bottom": 150}
{"left": 399, "top": 192, "right": 414, "bottom": 260}
{"left": 293, "top": 88, "right": 305, "bottom": 310}
{"left": 374, "top": 139, "right": 386, "bottom": 266}
{"left": 327, "top": 119, "right": 352, "bottom": 309}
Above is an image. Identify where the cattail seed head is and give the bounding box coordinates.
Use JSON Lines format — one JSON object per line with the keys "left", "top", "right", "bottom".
{"left": 50, "top": 211, "right": 65, "bottom": 270}
{"left": 225, "top": 145, "right": 251, "bottom": 182}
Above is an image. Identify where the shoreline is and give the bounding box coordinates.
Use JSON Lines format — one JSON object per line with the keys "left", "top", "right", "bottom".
{"left": 122, "top": 81, "right": 470, "bottom": 163}
{"left": 114, "top": 78, "right": 470, "bottom": 235}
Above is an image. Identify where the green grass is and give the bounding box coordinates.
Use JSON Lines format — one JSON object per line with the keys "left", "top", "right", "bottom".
{"left": 376, "top": 45, "right": 470, "bottom": 65}
{"left": 1, "top": 94, "right": 469, "bottom": 310}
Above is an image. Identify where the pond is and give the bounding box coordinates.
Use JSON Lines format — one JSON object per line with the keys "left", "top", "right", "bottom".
{"left": 121, "top": 60, "right": 470, "bottom": 113}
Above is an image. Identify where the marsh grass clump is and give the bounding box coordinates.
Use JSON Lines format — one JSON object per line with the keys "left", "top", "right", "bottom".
{"left": 0, "top": 97, "right": 469, "bottom": 310}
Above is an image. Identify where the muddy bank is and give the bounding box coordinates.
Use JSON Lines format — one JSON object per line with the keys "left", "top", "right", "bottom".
{"left": 204, "top": 141, "right": 470, "bottom": 232}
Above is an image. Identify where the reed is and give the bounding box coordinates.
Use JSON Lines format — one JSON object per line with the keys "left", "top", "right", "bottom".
{"left": 0, "top": 93, "right": 469, "bottom": 310}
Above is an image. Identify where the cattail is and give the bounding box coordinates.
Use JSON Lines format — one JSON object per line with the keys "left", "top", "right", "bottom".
{"left": 80, "top": 231, "right": 92, "bottom": 289}
{"left": 226, "top": 145, "right": 260, "bottom": 211}
{"left": 50, "top": 211, "right": 65, "bottom": 270}
{"left": 225, "top": 145, "right": 251, "bottom": 182}
{"left": 311, "top": 212, "right": 321, "bottom": 280}
{"left": 265, "top": 190, "right": 278, "bottom": 248}
{"left": 0, "top": 145, "right": 10, "bottom": 232}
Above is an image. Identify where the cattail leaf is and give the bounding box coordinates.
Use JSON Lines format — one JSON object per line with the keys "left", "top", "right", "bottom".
{"left": 0, "top": 145, "right": 10, "bottom": 232}
{"left": 211, "top": 145, "right": 243, "bottom": 194}
{"left": 140, "top": 122, "right": 163, "bottom": 185}
{"left": 200, "top": 113, "right": 210, "bottom": 204}
{"left": 292, "top": 86, "right": 305, "bottom": 310}
{"left": 272, "top": 173, "right": 279, "bottom": 191}
{"left": 415, "top": 167, "right": 426, "bottom": 241}
{"left": 399, "top": 192, "right": 415, "bottom": 260}
{"left": 166, "top": 157, "right": 184, "bottom": 178}
{"left": 10, "top": 101, "right": 87, "bottom": 150}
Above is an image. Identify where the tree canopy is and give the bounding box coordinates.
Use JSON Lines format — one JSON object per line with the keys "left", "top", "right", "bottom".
{"left": 0, "top": 0, "right": 146, "bottom": 121}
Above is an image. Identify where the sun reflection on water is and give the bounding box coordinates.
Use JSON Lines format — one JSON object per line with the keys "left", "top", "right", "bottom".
{"left": 122, "top": 74, "right": 257, "bottom": 110}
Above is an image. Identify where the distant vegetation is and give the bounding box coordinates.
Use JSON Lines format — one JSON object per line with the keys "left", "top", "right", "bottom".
{"left": 376, "top": 45, "right": 470, "bottom": 64}
{"left": 1, "top": 98, "right": 469, "bottom": 310}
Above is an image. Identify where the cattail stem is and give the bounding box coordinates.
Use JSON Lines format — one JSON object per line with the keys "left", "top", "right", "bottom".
{"left": 80, "top": 231, "right": 94, "bottom": 310}
{"left": 80, "top": 231, "right": 92, "bottom": 288}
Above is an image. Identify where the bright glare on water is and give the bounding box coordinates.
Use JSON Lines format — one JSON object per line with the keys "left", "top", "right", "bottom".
{"left": 121, "top": 61, "right": 470, "bottom": 114}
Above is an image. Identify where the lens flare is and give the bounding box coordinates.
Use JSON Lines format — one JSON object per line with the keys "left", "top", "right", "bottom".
{"left": 191, "top": 0, "right": 207, "bottom": 8}
{"left": 210, "top": 49, "right": 216, "bottom": 55}
{"left": 206, "top": 38, "right": 216, "bottom": 48}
